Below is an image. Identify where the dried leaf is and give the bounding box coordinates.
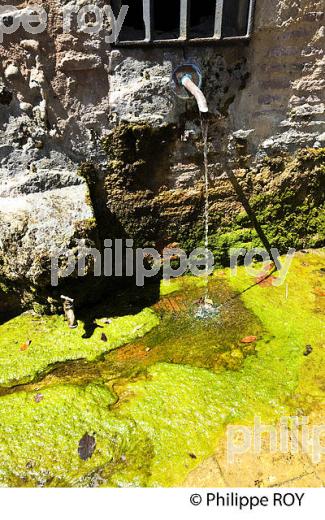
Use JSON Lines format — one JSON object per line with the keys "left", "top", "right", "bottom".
{"left": 255, "top": 274, "right": 276, "bottom": 287}
{"left": 240, "top": 336, "right": 257, "bottom": 344}
{"left": 262, "top": 262, "right": 274, "bottom": 272}
{"left": 78, "top": 433, "right": 96, "bottom": 461}
{"left": 20, "top": 340, "right": 31, "bottom": 352}
{"left": 314, "top": 287, "right": 325, "bottom": 297}
{"left": 34, "top": 393, "right": 43, "bottom": 403}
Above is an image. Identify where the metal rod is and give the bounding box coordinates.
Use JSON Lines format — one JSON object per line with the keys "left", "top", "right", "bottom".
{"left": 115, "top": 36, "right": 250, "bottom": 47}
{"left": 143, "top": 0, "right": 153, "bottom": 42}
{"left": 224, "top": 169, "right": 281, "bottom": 271}
{"left": 113, "top": 0, "right": 256, "bottom": 47}
{"left": 179, "top": 0, "right": 189, "bottom": 40}
{"left": 246, "top": 0, "right": 256, "bottom": 37}
{"left": 214, "top": 0, "right": 224, "bottom": 38}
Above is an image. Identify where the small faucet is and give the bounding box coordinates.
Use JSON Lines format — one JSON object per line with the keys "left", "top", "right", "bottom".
{"left": 172, "top": 64, "right": 209, "bottom": 113}
{"left": 61, "top": 295, "right": 78, "bottom": 329}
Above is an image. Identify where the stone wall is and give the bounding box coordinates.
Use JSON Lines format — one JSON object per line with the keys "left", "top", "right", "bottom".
{"left": 0, "top": 0, "right": 324, "bottom": 312}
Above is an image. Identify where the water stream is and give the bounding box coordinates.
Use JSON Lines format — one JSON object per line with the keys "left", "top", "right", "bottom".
{"left": 201, "top": 117, "right": 210, "bottom": 295}
{"left": 196, "top": 117, "right": 219, "bottom": 319}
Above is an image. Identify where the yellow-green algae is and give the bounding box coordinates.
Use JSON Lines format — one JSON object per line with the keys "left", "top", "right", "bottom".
{"left": 0, "top": 252, "right": 323, "bottom": 487}
{"left": 0, "top": 308, "right": 159, "bottom": 387}
{"left": 113, "top": 252, "right": 325, "bottom": 486}
{"left": 228, "top": 251, "right": 325, "bottom": 414}
{"left": 0, "top": 383, "right": 153, "bottom": 487}
{"left": 159, "top": 276, "right": 208, "bottom": 297}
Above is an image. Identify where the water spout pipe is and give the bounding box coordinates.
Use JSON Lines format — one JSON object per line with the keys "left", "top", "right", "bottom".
{"left": 181, "top": 74, "right": 209, "bottom": 113}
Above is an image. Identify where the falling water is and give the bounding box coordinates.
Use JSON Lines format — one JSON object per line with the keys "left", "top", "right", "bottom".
{"left": 195, "top": 116, "right": 219, "bottom": 319}
{"left": 201, "top": 117, "right": 210, "bottom": 300}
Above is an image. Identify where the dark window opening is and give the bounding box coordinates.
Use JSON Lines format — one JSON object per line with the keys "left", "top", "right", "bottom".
{"left": 222, "top": 0, "right": 251, "bottom": 37}
{"left": 117, "top": 0, "right": 145, "bottom": 41}
{"left": 153, "top": 0, "right": 180, "bottom": 40}
{"left": 189, "top": 0, "right": 216, "bottom": 38}
{"left": 113, "top": 0, "right": 255, "bottom": 45}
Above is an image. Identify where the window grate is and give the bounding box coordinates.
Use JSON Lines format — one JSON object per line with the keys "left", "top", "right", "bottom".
{"left": 113, "top": 0, "right": 256, "bottom": 47}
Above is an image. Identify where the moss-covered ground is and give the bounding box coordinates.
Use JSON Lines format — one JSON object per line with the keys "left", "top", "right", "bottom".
{"left": 0, "top": 251, "right": 323, "bottom": 487}
{"left": 0, "top": 308, "right": 159, "bottom": 387}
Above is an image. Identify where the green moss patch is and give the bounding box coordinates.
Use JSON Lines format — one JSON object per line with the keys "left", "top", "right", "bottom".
{"left": 159, "top": 276, "right": 207, "bottom": 297}
{"left": 0, "top": 252, "right": 323, "bottom": 487}
{"left": 113, "top": 252, "right": 325, "bottom": 486}
{"left": 0, "top": 308, "right": 159, "bottom": 387}
{"left": 208, "top": 148, "right": 325, "bottom": 265}
{"left": 0, "top": 383, "right": 152, "bottom": 487}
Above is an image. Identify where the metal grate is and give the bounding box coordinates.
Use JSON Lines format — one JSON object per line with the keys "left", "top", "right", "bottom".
{"left": 113, "top": 0, "right": 256, "bottom": 47}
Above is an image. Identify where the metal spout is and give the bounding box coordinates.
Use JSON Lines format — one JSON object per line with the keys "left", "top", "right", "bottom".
{"left": 181, "top": 74, "right": 209, "bottom": 113}
{"left": 172, "top": 64, "right": 209, "bottom": 113}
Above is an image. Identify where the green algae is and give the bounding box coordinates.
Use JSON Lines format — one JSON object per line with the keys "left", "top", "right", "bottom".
{"left": 111, "top": 252, "right": 325, "bottom": 486}
{"left": 0, "top": 383, "right": 153, "bottom": 487}
{"left": 125, "top": 274, "right": 262, "bottom": 373}
{"left": 102, "top": 123, "right": 175, "bottom": 184}
{"left": 208, "top": 148, "right": 325, "bottom": 265}
{"left": 0, "top": 308, "right": 159, "bottom": 387}
{"left": 8, "top": 275, "right": 261, "bottom": 389}
{"left": 0, "top": 252, "right": 323, "bottom": 487}
{"left": 159, "top": 279, "right": 183, "bottom": 297}
{"left": 159, "top": 276, "right": 207, "bottom": 297}
{"left": 209, "top": 227, "right": 261, "bottom": 266}
{"left": 228, "top": 251, "right": 325, "bottom": 412}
